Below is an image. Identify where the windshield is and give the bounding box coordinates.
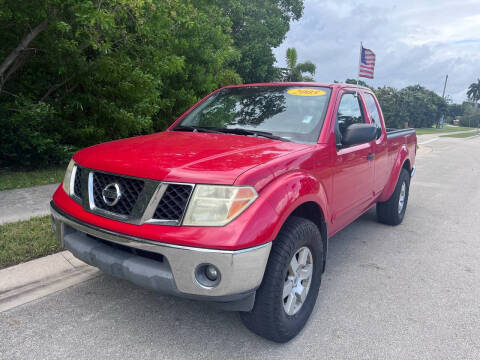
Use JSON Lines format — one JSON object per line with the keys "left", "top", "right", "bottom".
{"left": 174, "top": 86, "right": 332, "bottom": 143}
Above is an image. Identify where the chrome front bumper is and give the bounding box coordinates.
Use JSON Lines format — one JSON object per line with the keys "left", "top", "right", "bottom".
{"left": 50, "top": 202, "right": 271, "bottom": 309}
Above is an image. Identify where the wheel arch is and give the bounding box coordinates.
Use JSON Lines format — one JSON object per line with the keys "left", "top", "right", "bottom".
{"left": 378, "top": 145, "right": 412, "bottom": 202}
{"left": 288, "top": 201, "right": 328, "bottom": 272}
{"left": 262, "top": 171, "right": 329, "bottom": 272}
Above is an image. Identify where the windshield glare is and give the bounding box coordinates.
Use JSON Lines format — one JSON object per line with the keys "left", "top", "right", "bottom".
{"left": 175, "top": 86, "right": 331, "bottom": 143}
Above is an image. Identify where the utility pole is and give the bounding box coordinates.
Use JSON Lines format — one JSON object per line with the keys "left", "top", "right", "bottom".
{"left": 440, "top": 74, "right": 448, "bottom": 128}
{"left": 442, "top": 74, "right": 448, "bottom": 98}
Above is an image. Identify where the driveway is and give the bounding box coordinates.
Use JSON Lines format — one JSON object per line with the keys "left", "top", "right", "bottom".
{"left": 1, "top": 136, "right": 479, "bottom": 359}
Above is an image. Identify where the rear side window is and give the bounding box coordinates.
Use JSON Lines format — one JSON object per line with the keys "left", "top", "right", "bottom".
{"left": 335, "top": 93, "right": 365, "bottom": 145}
{"left": 364, "top": 93, "right": 383, "bottom": 139}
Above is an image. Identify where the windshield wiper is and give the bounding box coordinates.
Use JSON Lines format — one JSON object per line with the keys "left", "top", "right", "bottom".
{"left": 214, "top": 128, "right": 290, "bottom": 142}
{"left": 174, "top": 125, "right": 290, "bottom": 141}
{"left": 173, "top": 125, "right": 223, "bottom": 134}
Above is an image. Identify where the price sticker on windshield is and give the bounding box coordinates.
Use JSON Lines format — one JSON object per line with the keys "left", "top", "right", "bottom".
{"left": 287, "top": 88, "right": 326, "bottom": 96}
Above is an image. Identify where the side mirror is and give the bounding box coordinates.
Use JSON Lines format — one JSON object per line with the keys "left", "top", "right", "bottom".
{"left": 341, "top": 123, "right": 377, "bottom": 147}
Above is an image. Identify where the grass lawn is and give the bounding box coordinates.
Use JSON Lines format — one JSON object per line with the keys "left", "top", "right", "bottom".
{"left": 441, "top": 132, "right": 480, "bottom": 138}
{"left": 415, "top": 126, "right": 473, "bottom": 135}
{"left": 0, "top": 167, "right": 65, "bottom": 191}
{"left": 0, "top": 216, "right": 61, "bottom": 269}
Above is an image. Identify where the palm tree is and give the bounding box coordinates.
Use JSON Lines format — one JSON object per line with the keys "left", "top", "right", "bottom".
{"left": 467, "top": 79, "right": 480, "bottom": 106}
{"left": 283, "top": 48, "right": 316, "bottom": 82}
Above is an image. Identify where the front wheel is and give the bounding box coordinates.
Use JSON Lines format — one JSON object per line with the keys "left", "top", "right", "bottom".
{"left": 240, "top": 217, "right": 324, "bottom": 343}
{"left": 377, "top": 168, "right": 411, "bottom": 225}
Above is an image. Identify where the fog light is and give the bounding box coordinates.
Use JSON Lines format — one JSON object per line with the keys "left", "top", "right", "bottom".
{"left": 195, "top": 264, "right": 221, "bottom": 288}
{"left": 205, "top": 265, "right": 218, "bottom": 281}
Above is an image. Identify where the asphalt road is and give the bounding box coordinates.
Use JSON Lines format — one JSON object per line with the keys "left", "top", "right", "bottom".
{"left": 1, "top": 135, "right": 480, "bottom": 359}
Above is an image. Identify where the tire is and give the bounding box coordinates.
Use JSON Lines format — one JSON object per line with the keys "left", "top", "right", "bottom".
{"left": 240, "top": 216, "right": 324, "bottom": 343}
{"left": 377, "top": 168, "right": 410, "bottom": 226}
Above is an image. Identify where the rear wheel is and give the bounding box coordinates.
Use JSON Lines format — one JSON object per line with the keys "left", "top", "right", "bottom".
{"left": 240, "top": 217, "right": 323, "bottom": 343}
{"left": 377, "top": 168, "right": 411, "bottom": 225}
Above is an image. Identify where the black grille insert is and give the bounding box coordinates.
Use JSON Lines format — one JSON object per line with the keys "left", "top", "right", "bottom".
{"left": 153, "top": 184, "right": 193, "bottom": 221}
{"left": 73, "top": 166, "right": 83, "bottom": 199}
{"left": 88, "top": 235, "right": 164, "bottom": 263}
{"left": 92, "top": 172, "right": 144, "bottom": 216}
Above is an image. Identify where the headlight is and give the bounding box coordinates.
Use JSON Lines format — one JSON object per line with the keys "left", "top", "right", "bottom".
{"left": 183, "top": 185, "right": 258, "bottom": 226}
{"left": 62, "top": 159, "right": 76, "bottom": 195}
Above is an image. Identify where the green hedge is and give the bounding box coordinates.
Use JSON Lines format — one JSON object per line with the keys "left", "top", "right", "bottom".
{"left": 0, "top": 0, "right": 304, "bottom": 168}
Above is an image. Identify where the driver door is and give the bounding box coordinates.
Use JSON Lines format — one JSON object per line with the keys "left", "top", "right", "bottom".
{"left": 331, "top": 91, "right": 374, "bottom": 231}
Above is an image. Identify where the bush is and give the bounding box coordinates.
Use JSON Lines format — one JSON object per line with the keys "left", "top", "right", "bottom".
{"left": 459, "top": 103, "right": 480, "bottom": 127}
{"left": 0, "top": 0, "right": 303, "bottom": 168}
{"left": 0, "top": 0, "right": 242, "bottom": 168}
{"left": 0, "top": 100, "right": 73, "bottom": 167}
{"left": 374, "top": 85, "right": 447, "bottom": 128}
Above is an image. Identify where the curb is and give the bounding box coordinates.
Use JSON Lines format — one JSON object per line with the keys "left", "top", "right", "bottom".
{"left": 0, "top": 251, "right": 99, "bottom": 312}
{"left": 466, "top": 133, "right": 480, "bottom": 140}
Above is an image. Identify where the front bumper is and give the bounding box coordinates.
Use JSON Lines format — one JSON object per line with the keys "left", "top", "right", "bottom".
{"left": 51, "top": 202, "right": 271, "bottom": 311}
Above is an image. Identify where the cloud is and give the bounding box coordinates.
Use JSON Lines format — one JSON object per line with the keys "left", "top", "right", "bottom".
{"left": 274, "top": 0, "right": 480, "bottom": 103}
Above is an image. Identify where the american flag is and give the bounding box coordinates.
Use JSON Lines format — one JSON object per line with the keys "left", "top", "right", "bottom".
{"left": 358, "top": 45, "right": 376, "bottom": 79}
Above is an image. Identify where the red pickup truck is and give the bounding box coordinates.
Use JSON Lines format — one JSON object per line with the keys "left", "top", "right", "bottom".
{"left": 51, "top": 83, "right": 416, "bottom": 342}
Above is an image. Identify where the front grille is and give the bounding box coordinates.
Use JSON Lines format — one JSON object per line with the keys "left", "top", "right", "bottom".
{"left": 92, "top": 172, "right": 144, "bottom": 216}
{"left": 153, "top": 184, "right": 193, "bottom": 221}
{"left": 73, "top": 166, "right": 83, "bottom": 199}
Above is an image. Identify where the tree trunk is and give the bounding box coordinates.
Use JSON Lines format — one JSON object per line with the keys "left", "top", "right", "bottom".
{"left": 0, "top": 19, "right": 48, "bottom": 91}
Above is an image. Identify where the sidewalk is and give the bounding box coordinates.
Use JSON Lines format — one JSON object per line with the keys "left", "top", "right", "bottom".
{"left": 0, "top": 183, "right": 59, "bottom": 224}
{"left": 0, "top": 183, "right": 99, "bottom": 312}
{"left": 417, "top": 130, "right": 478, "bottom": 146}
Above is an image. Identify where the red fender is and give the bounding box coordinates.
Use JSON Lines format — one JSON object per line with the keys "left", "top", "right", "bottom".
{"left": 378, "top": 145, "right": 411, "bottom": 202}
{"left": 258, "top": 171, "right": 329, "bottom": 241}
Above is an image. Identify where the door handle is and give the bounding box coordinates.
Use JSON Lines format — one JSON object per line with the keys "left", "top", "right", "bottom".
{"left": 367, "top": 153, "right": 375, "bottom": 160}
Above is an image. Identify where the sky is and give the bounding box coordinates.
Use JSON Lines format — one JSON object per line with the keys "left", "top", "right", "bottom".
{"left": 273, "top": 0, "right": 480, "bottom": 103}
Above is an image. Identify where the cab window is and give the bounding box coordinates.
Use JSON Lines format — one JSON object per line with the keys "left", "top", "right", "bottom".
{"left": 365, "top": 93, "right": 383, "bottom": 139}
{"left": 335, "top": 93, "right": 365, "bottom": 146}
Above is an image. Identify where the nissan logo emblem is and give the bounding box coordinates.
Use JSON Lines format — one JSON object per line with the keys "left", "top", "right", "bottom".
{"left": 102, "top": 183, "right": 121, "bottom": 206}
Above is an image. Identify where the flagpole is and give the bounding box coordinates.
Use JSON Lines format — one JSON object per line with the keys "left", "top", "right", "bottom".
{"left": 357, "top": 41, "right": 362, "bottom": 84}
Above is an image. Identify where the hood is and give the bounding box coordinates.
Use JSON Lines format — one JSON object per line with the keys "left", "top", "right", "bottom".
{"left": 73, "top": 131, "right": 310, "bottom": 184}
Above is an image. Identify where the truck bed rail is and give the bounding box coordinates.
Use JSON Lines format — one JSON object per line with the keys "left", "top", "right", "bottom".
{"left": 386, "top": 128, "right": 416, "bottom": 139}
